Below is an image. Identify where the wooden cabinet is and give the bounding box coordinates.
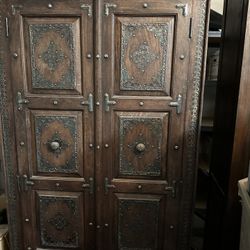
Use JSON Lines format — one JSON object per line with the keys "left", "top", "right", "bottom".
{"left": 0, "top": 1, "right": 208, "bottom": 249}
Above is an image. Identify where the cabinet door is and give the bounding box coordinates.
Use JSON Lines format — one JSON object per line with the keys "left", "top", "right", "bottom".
{"left": 9, "top": 1, "right": 95, "bottom": 249}
{"left": 100, "top": 0, "right": 194, "bottom": 249}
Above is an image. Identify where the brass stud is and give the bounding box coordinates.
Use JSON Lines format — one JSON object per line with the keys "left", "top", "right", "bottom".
{"left": 105, "top": 144, "right": 109, "bottom": 148}
{"left": 20, "top": 141, "right": 25, "bottom": 146}
{"left": 87, "top": 54, "right": 92, "bottom": 59}
{"left": 25, "top": 218, "right": 30, "bottom": 222}
{"left": 48, "top": 3, "right": 53, "bottom": 8}
{"left": 170, "top": 225, "right": 175, "bottom": 230}
{"left": 104, "top": 223, "right": 109, "bottom": 227}
{"left": 138, "top": 185, "right": 142, "bottom": 189}
{"left": 96, "top": 145, "right": 100, "bottom": 150}
{"left": 89, "top": 144, "right": 94, "bottom": 148}
{"left": 104, "top": 54, "right": 109, "bottom": 59}
{"left": 180, "top": 55, "right": 185, "bottom": 60}
{"left": 53, "top": 100, "right": 58, "bottom": 105}
{"left": 89, "top": 222, "right": 93, "bottom": 226}
{"left": 96, "top": 102, "right": 100, "bottom": 106}
{"left": 143, "top": 3, "right": 148, "bottom": 8}
{"left": 96, "top": 54, "right": 101, "bottom": 59}
{"left": 174, "top": 145, "right": 179, "bottom": 150}
{"left": 96, "top": 225, "right": 101, "bottom": 229}
{"left": 27, "top": 247, "right": 32, "bottom": 250}
{"left": 55, "top": 183, "right": 60, "bottom": 187}
{"left": 13, "top": 52, "right": 18, "bottom": 59}
{"left": 139, "top": 101, "right": 144, "bottom": 106}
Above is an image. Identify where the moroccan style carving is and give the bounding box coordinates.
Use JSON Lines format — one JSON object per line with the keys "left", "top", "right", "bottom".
{"left": 119, "top": 116, "right": 163, "bottom": 176}
{"left": 118, "top": 198, "right": 160, "bottom": 249}
{"left": 179, "top": 0, "right": 207, "bottom": 249}
{"left": 120, "top": 22, "right": 169, "bottom": 91}
{"left": 0, "top": 12, "right": 21, "bottom": 250}
{"left": 29, "top": 23, "right": 76, "bottom": 89}
{"left": 35, "top": 116, "right": 78, "bottom": 173}
{"left": 39, "top": 195, "right": 79, "bottom": 248}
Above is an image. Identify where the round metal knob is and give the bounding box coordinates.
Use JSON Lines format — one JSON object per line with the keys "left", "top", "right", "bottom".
{"left": 50, "top": 141, "right": 60, "bottom": 151}
{"left": 13, "top": 52, "right": 18, "bottom": 58}
{"left": 136, "top": 143, "right": 146, "bottom": 152}
{"left": 143, "top": 3, "right": 148, "bottom": 8}
{"left": 48, "top": 3, "right": 53, "bottom": 8}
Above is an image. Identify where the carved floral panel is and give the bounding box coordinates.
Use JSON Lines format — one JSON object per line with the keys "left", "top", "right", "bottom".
{"left": 118, "top": 113, "right": 168, "bottom": 177}
{"left": 34, "top": 113, "right": 80, "bottom": 174}
{"left": 28, "top": 21, "right": 78, "bottom": 90}
{"left": 119, "top": 17, "right": 174, "bottom": 94}
{"left": 38, "top": 193, "right": 81, "bottom": 248}
{"left": 118, "top": 195, "right": 160, "bottom": 249}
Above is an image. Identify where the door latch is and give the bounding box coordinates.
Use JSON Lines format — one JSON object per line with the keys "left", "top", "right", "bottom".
{"left": 82, "top": 177, "right": 94, "bottom": 194}
{"left": 17, "top": 91, "right": 29, "bottom": 111}
{"left": 104, "top": 177, "right": 115, "bottom": 194}
{"left": 81, "top": 93, "right": 94, "bottom": 112}
{"left": 104, "top": 93, "right": 116, "bottom": 112}
{"left": 165, "top": 180, "right": 177, "bottom": 198}
{"left": 16, "top": 174, "right": 34, "bottom": 192}
{"left": 169, "top": 94, "right": 183, "bottom": 114}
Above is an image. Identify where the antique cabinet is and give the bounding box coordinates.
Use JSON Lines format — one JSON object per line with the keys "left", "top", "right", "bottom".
{"left": 0, "top": 0, "right": 208, "bottom": 249}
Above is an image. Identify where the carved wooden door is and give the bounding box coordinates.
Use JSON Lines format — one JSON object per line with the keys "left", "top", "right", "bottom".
{"left": 9, "top": 1, "right": 95, "bottom": 250}
{"left": 100, "top": 1, "right": 197, "bottom": 249}
{"left": 0, "top": 0, "right": 208, "bottom": 249}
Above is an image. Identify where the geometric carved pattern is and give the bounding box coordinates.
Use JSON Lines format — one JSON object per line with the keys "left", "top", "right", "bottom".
{"left": 35, "top": 115, "right": 78, "bottom": 173}
{"left": 29, "top": 23, "right": 76, "bottom": 89}
{"left": 118, "top": 198, "right": 160, "bottom": 249}
{"left": 119, "top": 114, "right": 163, "bottom": 176}
{"left": 120, "top": 21, "right": 169, "bottom": 91}
{"left": 39, "top": 195, "right": 79, "bottom": 248}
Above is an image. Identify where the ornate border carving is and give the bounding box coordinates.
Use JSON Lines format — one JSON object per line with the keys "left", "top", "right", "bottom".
{"left": 179, "top": 0, "right": 208, "bottom": 249}
{"left": 0, "top": 4, "right": 21, "bottom": 250}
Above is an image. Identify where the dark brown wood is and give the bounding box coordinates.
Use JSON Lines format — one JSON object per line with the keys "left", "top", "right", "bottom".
{"left": 0, "top": 0, "right": 208, "bottom": 249}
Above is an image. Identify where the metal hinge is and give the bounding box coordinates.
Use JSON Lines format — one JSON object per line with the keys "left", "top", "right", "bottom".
{"left": 104, "top": 3, "right": 117, "bottom": 16}
{"left": 80, "top": 4, "right": 92, "bottom": 17}
{"left": 16, "top": 175, "right": 34, "bottom": 192}
{"left": 81, "top": 93, "right": 94, "bottom": 112}
{"left": 176, "top": 3, "right": 189, "bottom": 17}
{"left": 104, "top": 93, "right": 116, "bottom": 112}
{"left": 104, "top": 177, "right": 116, "bottom": 194}
{"left": 165, "top": 180, "right": 177, "bottom": 198}
{"left": 82, "top": 177, "right": 94, "bottom": 194}
{"left": 169, "top": 94, "right": 183, "bottom": 114}
{"left": 5, "top": 18, "right": 9, "bottom": 38}
{"left": 17, "top": 91, "right": 29, "bottom": 111}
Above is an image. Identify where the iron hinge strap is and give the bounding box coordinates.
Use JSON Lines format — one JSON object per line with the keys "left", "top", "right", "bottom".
{"left": 169, "top": 94, "right": 183, "bottom": 114}
{"left": 104, "top": 93, "right": 116, "bottom": 112}
{"left": 82, "top": 177, "right": 94, "bottom": 194}
{"left": 104, "top": 177, "right": 115, "bottom": 194}
{"left": 81, "top": 93, "right": 94, "bottom": 112}
{"left": 165, "top": 180, "right": 177, "bottom": 198}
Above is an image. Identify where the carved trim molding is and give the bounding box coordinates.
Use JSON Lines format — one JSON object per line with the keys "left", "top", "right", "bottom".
{"left": 179, "top": 0, "right": 208, "bottom": 249}
{"left": 0, "top": 8, "right": 21, "bottom": 250}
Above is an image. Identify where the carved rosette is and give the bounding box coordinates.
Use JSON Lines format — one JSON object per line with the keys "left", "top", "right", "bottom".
{"left": 39, "top": 196, "right": 79, "bottom": 248}
{"left": 120, "top": 22, "right": 169, "bottom": 91}
{"left": 119, "top": 116, "right": 163, "bottom": 176}
{"left": 29, "top": 23, "right": 76, "bottom": 89}
{"left": 35, "top": 116, "right": 78, "bottom": 173}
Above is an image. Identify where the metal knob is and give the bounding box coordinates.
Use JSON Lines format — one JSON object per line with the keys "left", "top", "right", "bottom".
{"left": 50, "top": 141, "right": 60, "bottom": 151}
{"left": 136, "top": 143, "right": 146, "bottom": 152}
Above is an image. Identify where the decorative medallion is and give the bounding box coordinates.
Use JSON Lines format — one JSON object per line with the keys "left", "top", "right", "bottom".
{"left": 120, "top": 22, "right": 169, "bottom": 91}
{"left": 118, "top": 198, "right": 160, "bottom": 249}
{"left": 29, "top": 23, "right": 76, "bottom": 89}
{"left": 39, "top": 195, "right": 79, "bottom": 248}
{"left": 119, "top": 116, "right": 163, "bottom": 176}
{"left": 35, "top": 116, "right": 78, "bottom": 173}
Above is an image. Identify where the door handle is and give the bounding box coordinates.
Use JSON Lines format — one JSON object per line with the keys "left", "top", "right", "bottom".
{"left": 81, "top": 94, "right": 94, "bottom": 112}
{"left": 169, "top": 94, "right": 183, "bottom": 114}
{"left": 82, "top": 177, "right": 94, "bottom": 194}
{"left": 104, "top": 177, "right": 115, "bottom": 194}
{"left": 104, "top": 93, "right": 116, "bottom": 112}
